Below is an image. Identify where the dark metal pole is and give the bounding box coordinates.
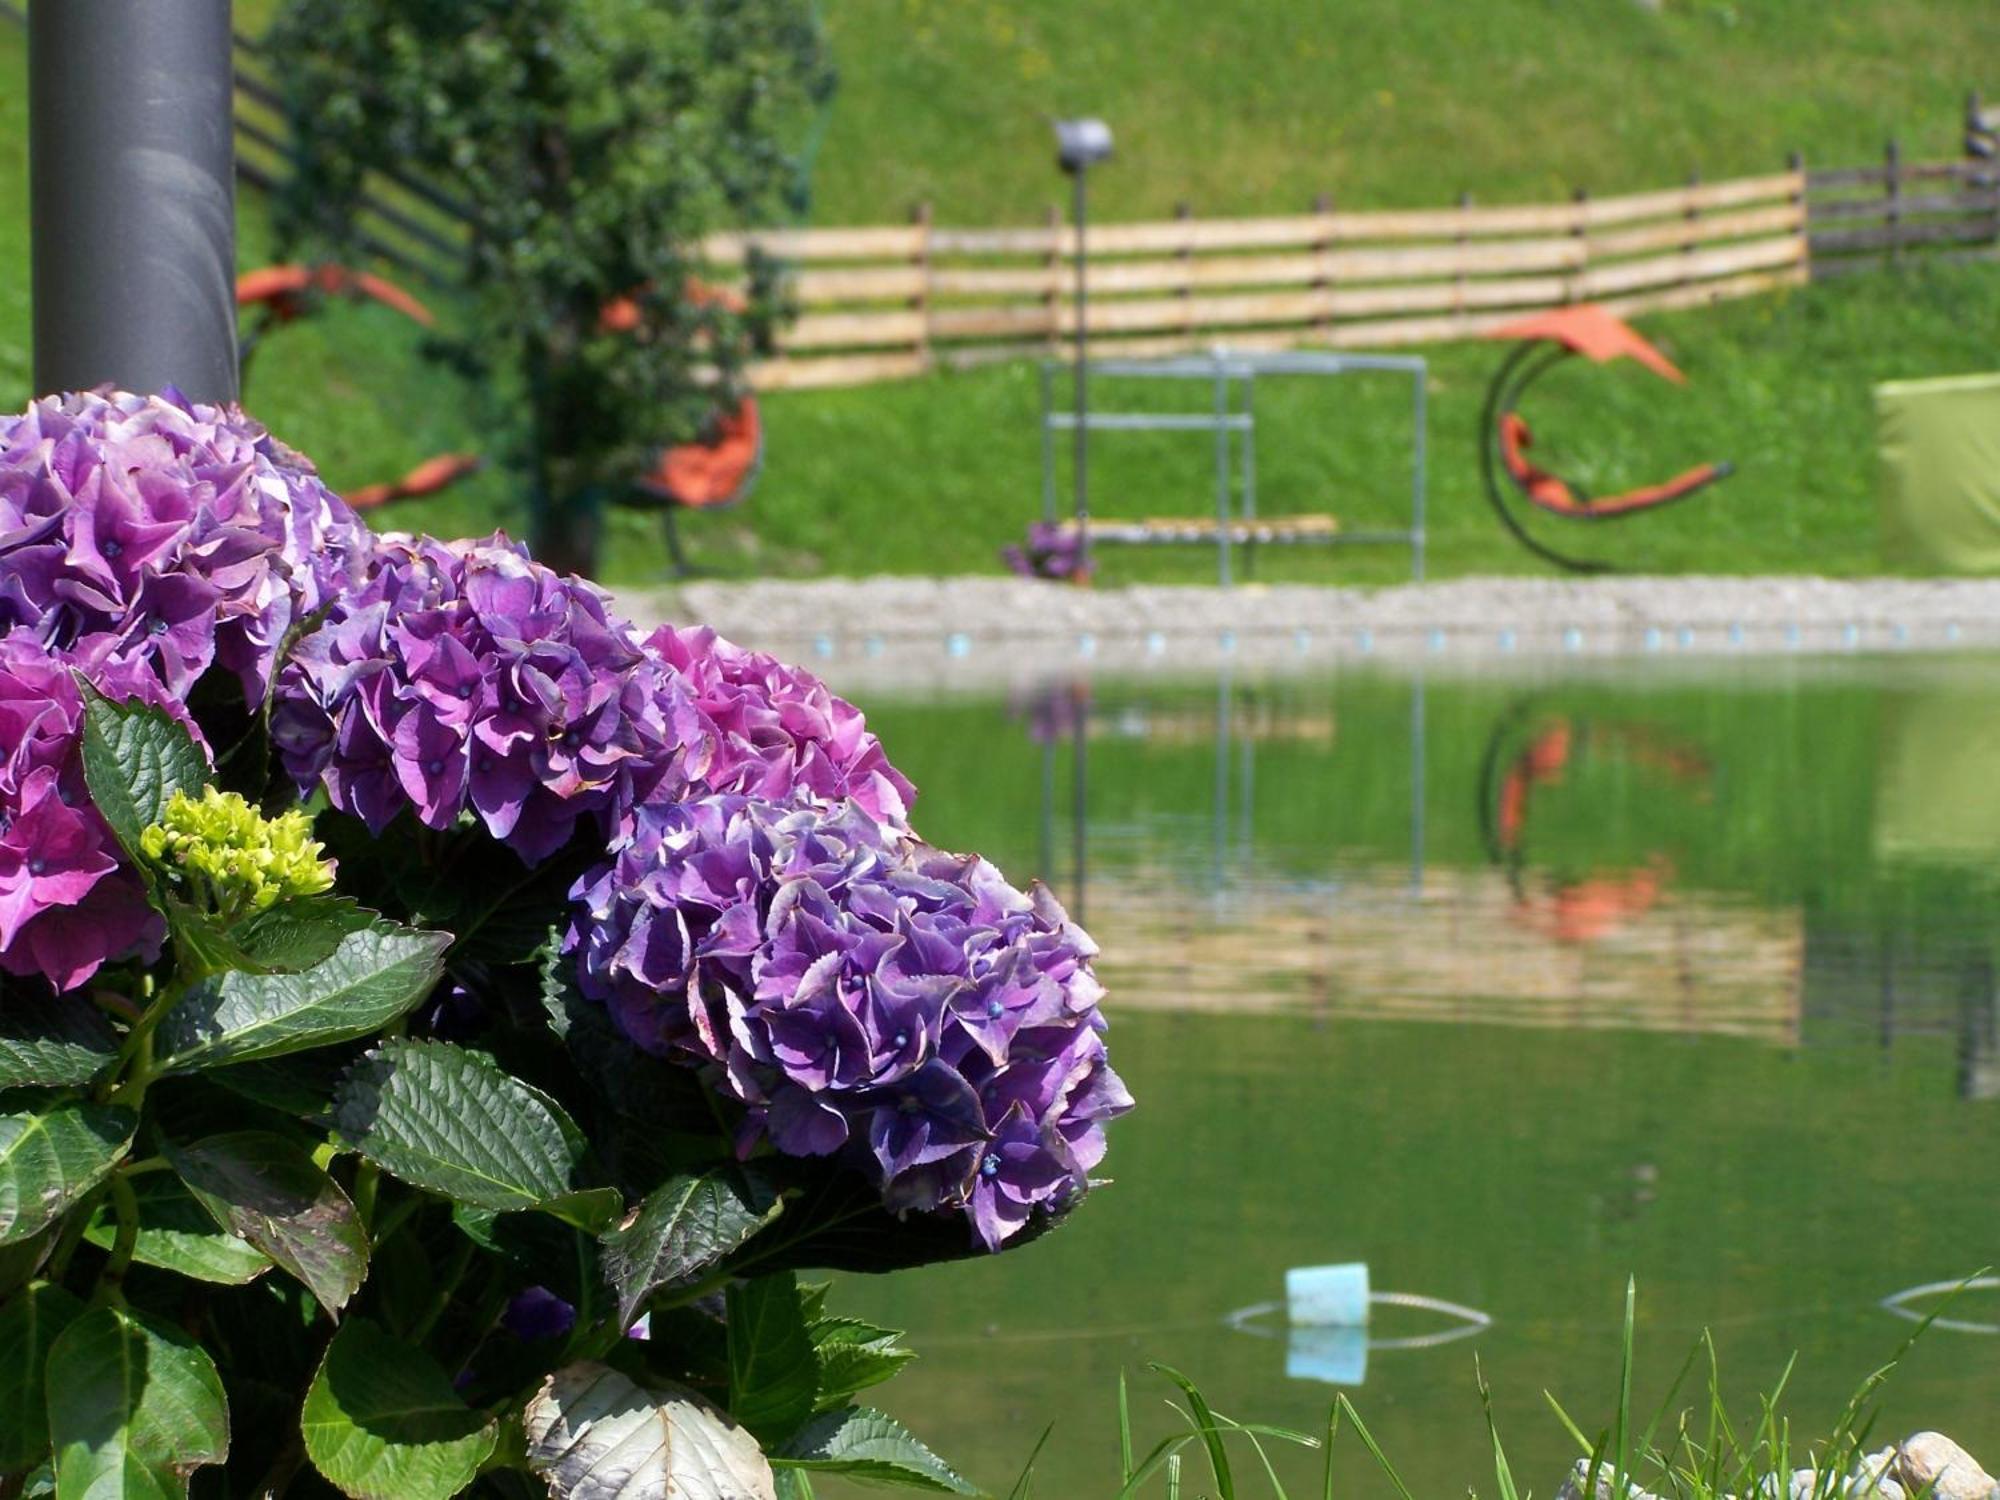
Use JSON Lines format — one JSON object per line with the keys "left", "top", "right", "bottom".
{"left": 1071, "top": 167, "right": 1091, "bottom": 578}
{"left": 31, "top": 0, "right": 239, "bottom": 403}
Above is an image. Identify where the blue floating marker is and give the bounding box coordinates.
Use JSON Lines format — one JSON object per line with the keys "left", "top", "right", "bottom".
{"left": 1356, "top": 628, "right": 1374, "bottom": 654}
{"left": 1426, "top": 628, "right": 1445, "bottom": 654}
{"left": 1784, "top": 623, "right": 1801, "bottom": 648}
{"left": 1892, "top": 622, "right": 1909, "bottom": 644}
{"left": 1643, "top": 627, "right": 1662, "bottom": 652}
{"left": 1287, "top": 1324, "right": 1368, "bottom": 1387}
{"left": 1727, "top": 622, "right": 1744, "bottom": 647}
{"left": 1947, "top": 621, "right": 1963, "bottom": 643}
{"left": 812, "top": 634, "right": 835, "bottom": 659}
{"left": 1287, "top": 1262, "right": 1371, "bottom": 1327}
{"left": 945, "top": 632, "right": 971, "bottom": 659}
{"left": 863, "top": 634, "right": 885, "bottom": 658}
{"left": 1498, "top": 628, "right": 1517, "bottom": 653}
{"left": 1676, "top": 626, "right": 1695, "bottom": 650}
{"left": 1562, "top": 627, "right": 1583, "bottom": 653}
{"left": 1219, "top": 629, "right": 1238, "bottom": 654}
{"left": 1076, "top": 632, "right": 1098, "bottom": 659}
{"left": 1843, "top": 623, "right": 1861, "bottom": 648}
{"left": 1145, "top": 631, "right": 1167, "bottom": 656}
{"left": 1293, "top": 628, "right": 1312, "bottom": 654}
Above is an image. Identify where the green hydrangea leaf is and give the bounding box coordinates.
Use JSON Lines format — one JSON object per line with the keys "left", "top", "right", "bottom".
{"left": 0, "top": 1282, "right": 85, "bottom": 1470}
{"left": 602, "top": 1167, "right": 781, "bottom": 1326}
{"left": 168, "top": 1131, "right": 368, "bottom": 1313}
{"left": 46, "top": 1304, "right": 230, "bottom": 1499}
{"left": 524, "top": 1362, "right": 775, "bottom": 1500}
{"left": 77, "top": 689, "right": 209, "bottom": 859}
{"left": 300, "top": 1319, "right": 496, "bottom": 1500}
{"left": 775, "top": 1407, "right": 977, "bottom": 1495}
{"left": 0, "top": 1103, "right": 137, "bottom": 1247}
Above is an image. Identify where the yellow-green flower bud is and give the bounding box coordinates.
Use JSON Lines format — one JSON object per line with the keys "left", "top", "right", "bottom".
{"left": 139, "top": 787, "right": 336, "bottom": 916}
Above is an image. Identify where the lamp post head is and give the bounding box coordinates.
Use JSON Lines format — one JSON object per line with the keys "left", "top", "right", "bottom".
{"left": 1054, "top": 118, "right": 1113, "bottom": 174}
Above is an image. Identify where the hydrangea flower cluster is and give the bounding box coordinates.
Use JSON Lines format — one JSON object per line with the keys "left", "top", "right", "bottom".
{"left": 565, "top": 795, "right": 1131, "bottom": 1249}
{"left": 0, "top": 389, "right": 374, "bottom": 704}
{"left": 645, "top": 625, "right": 915, "bottom": 827}
{"left": 139, "top": 788, "right": 335, "bottom": 919}
{"left": 0, "top": 634, "right": 195, "bottom": 990}
{"left": 272, "top": 534, "right": 717, "bottom": 863}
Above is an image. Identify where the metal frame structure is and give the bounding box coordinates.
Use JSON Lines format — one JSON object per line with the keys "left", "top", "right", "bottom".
{"left": 1039, "top": 350, "right": 1428, "bottom": 586}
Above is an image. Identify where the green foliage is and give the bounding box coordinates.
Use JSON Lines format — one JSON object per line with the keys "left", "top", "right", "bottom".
{"left": 262, "top": 0, "right": 834, "bottom": 568}
{"left": 78, "top": 691, "right": 211, "bottom": 862}
{"left": 138, "top": 788, "right": 334, "bottom": 919}
{"left": 45, "top": 1305, "right": 231, "bottom": 1499}
{"left": 300, "top": 1319, "right": 498, "bottom": 1500}
{"left": 603, "top": 1168, "right": 783, "bottom": 1325}
{"left": 776, "top": 1407, "right": 980, "bottom": 1495}
{"left": 168, "top": 1132, "right": 369, "bottom": 1313}
{"left": 0, "top": 1104, "right": 138, "bottom": 1246}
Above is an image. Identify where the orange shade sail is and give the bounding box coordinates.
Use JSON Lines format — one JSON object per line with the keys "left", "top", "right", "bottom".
{"left": 1486, "top": 303, "right": 1684, "bottom": 384}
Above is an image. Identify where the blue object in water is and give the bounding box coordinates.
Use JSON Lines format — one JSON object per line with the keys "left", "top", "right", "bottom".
{"left": 1286, "top": 1324, "right": 1369, "bottom": 1386}
{"left": 1286, "top": 1261, "right": 1371, "bottom": 1327}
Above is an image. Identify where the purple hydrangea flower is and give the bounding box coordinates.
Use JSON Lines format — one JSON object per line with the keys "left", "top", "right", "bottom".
{"left": 644, "top": 627, "right": 915, "bottom": 827}
{"left": 564, "top": 795, "right": 1130, "bottom": 1250}
{"left": 273, "top": 534, "right": 718, "bottom": 864}
{"left": 0, "top": 635, "right": 198, "bottom": 991}
{"left": 0, "top": 389, "right": 374, "bottom": 705}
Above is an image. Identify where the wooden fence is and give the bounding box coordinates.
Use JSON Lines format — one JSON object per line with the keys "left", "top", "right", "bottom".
{"left": 707, "top": 171, "right": 1822, "bottom": 390}
{"left": 1805, "top": 143, "right": 2000, "bottom": 279}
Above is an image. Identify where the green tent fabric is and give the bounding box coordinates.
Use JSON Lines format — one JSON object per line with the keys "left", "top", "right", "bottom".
{"left": 1876, "top": 372, "right": 2000, "bottom": 572}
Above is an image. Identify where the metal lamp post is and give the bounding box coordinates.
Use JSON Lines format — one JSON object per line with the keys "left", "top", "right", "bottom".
{"left": 1054, "top": 118, "right": 1112, "bottom": 580}
{"left": 30, "top": 0, "right": 240, "bottom": 403}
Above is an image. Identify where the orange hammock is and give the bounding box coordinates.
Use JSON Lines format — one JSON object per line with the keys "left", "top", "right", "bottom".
{"left": 1480, "top": 304, "right": 1733, "bottom": 572}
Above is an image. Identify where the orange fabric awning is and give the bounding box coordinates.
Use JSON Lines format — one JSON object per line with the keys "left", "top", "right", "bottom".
{"left": 1486, "top": 304, "right": 1684, "bottom": 384}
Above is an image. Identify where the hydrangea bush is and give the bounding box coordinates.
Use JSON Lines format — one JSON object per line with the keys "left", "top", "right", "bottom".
{"left": 0, "top": 391, "right": 1128, "bottom": 1500}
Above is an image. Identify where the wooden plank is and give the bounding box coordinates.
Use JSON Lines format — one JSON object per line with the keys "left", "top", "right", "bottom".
{"left": 1325, "top": 274, "right": 1570, "bottom": 317}
{"left": 1085, "top": 214, "right": 1332, "bottom": 255}
{"left": 1588, "top": 202, "right": 1803, "bottom": 257}
{"left": 1578, "top": 171, "right": 1803, "bottom": 227}
{"left": 1327, "top": 309, "right": 1518, "bottom": 348}
{"left": 930, "top": 266, "right": 1065, "bottom": 297}
{"left": 791, "top": 266, "right": 929, "bottom": 304}
{"left": 1808, "top": 160, "right": 1977, "bottom": 191}
{"left": 930, "top": 226, "right": 1068, "bottom": 256}
{"left": 1574, "top": 234, "right": 1803, "bottom": 297}
{"left": 780, "top": 309, "right": 927, "bottom": 351}
{"left": 745, "top": 350, "right": 927, "bottom": 389}
{"left": 1808, "top": 189, "right": 2000, "bottom": 222}
{"left": 703, "top": 224, "right": 928, "bottom": 264}
{"left": 1602, "top": 265, "right": 1807, "bottom": 319}
{"left": 930, "top": 304, "right": 1058, "bottom": 340}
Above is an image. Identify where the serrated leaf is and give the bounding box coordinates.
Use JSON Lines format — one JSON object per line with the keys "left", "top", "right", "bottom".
{"left": 168, "top": 1132, "right": 368, "bottom": 1313}
{"left": 82, "top": 1172, "right": 272, "bottom": 1285}
{"left": 208, "top": 1050, "right": 351, "bottom": 1119}
{"left": 809, "top": 1319, "right": 915, "bottom": 1411}
{"left": 300, "top": 1318, "right": 495, "bottom": 1500}
{"left": 155, "top": 921, "right": 451, "bottom": 1074}
{"left": 0, "top": 1103, "right": 136, "bottom": 1246}
{"left": 333, "top": 1040, "right": 591, "bottom": 1214}
{"left": 46, "top": 1304, "right": 230, "bottom": 1498}
{"left": 234, "top": 897, "right": 379, "bottom": 973}
{"left": 776, "top": 1408, "right": 977, "bottom": 1495}
{"left": 524, "top": 1361, "right": 776, "bottom": 1500}
{"left": 0, "top": 992, "right": 120, "bottom": 1092}
{"left": 78, "top": 688, "right": 209, "bottom": 858}
{"left": 0, "top": 1282, "right": 85, "bottom": 1469}
{"left": 727, "top": 1273, "right": 818, "bottom": 1448}
{"left": 603, "top": 1169, "right": 781, "bottom": 1326}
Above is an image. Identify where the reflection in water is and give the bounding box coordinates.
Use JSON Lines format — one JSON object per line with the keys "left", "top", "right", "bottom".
{"left": 838, "top": 658, "right": 2000, "bottom": 1498}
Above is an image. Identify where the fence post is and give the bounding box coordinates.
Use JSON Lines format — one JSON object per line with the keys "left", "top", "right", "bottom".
{"left": 1681, "top": 169, "right": 1701, "bottom": 296}
{"left": 1569, "top": 186, "right": 1590, "bottom": 302}
{"left": 1885, "top": 137, "right": 1903, "bottom": 271}
{"left": 909, "top": 200, "right": 933, "bottom": 372}
{"left": 1454, "top": 190, "right": 1472, "bottom": 322}
{"left": 1176, "top": 200, "right": 1195, "bottom": 347}
{"left": 1788, "top": 151, "right": 1810, "bottom": 282}
{"left": 1043, "top": 202, "right": 1063, "bottom": 353}
{"left": 1312, "top": 191, "right": 1335, "bottom": 342}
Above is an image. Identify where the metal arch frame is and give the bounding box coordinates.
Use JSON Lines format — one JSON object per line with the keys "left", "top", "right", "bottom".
{"left": 1479, "top": 338, "right": 1732, "bottom": 575}
{"left": 1040, "top": 349, "right": 1428, "bottom": 587}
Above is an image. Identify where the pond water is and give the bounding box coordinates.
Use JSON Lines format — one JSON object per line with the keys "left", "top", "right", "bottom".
{"left": 828, "top": 652, "right": 2000, "bottom": 1497}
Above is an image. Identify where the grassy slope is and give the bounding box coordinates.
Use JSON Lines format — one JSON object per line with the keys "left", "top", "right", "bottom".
{"left": 4, "top": 7, "right": 1998, "bottom": 585}
{"left": 809, "top": 0, "right": 1994, "bottom": 222}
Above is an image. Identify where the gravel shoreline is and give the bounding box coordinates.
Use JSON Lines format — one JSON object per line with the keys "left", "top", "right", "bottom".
{"left": 621, "top": 574, "right": 2000, "bottom": 680}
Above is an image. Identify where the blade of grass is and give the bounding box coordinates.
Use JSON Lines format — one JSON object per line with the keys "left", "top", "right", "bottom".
{"left": 1121, "top": 1370, "right": 1136, "bottom": 1485}
{"left": 1321, "top": 1399, "right": 1344, "bottom": 1500}
{"left": 1116, "top": 1435, "right": 1199, "bottom": 1500}
{"left": 1166, "top": 1453, "right": 1182, "bottom": 1500}
{"left": 1543, "top": 1392, "right": 1595, "bottom": 1460}
{"left": 1614, "top": 1276, "right": 1636, "bottom": 1500}
{"left": 1476, "top": 1357, "right": 1520, "bottom": 1500}
{"left": 1005, "top": 1422, "right": 1054, "bottom": 1500}
{"left": 1335, "top": 1396, "right": 1418, "bottom": 1500}
{"left": 1152, "top": 1362, "right": 1236, "bottom": 1500}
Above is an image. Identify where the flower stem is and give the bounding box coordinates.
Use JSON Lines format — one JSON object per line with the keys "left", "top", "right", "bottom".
{"left": 97, "top": 1170, "right": 141, "bottom": 1304}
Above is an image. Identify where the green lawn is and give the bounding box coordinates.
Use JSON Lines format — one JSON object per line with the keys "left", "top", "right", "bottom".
{"left": 2, "top": 8, "right": 1997, "bottom": 587}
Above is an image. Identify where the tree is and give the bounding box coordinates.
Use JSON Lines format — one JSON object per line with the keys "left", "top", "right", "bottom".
{"left": 266, "top": 0, "right": 834, "bottom": 574}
